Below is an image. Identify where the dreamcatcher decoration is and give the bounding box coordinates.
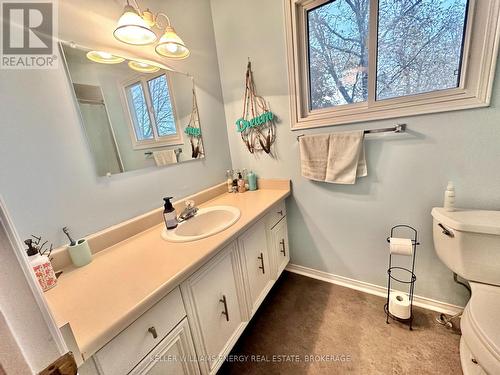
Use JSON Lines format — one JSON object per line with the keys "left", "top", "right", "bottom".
{"left": 235, "top": 60, "right": 277, "bottom": 156}
{"left": 184, "top": 82, "right": 204, "bottom": 159}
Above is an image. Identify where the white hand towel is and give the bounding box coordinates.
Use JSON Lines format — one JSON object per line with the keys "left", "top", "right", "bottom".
{"left": 153, "top": 149, "right": 178, "bottom": 166}
{"left": 325, "top": 130, "right": 366, "bottom": 184}
{"left": 299, "top": 130, "right": 367, "bottom": 184}
{"left": 298, "top": 133, "right": 330, "bottom": 182}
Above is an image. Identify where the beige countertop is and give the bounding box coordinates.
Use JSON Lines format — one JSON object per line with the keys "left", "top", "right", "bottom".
{"left": 45, "top": 181, "right": 290, "bottom": 359}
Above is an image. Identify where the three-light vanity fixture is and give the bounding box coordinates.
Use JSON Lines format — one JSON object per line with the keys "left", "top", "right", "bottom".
{"left": 114, "top": 0, "right": 190, "bottom": 59}
{"left": 84, "top": 0, "right": 189, "bottom": 70}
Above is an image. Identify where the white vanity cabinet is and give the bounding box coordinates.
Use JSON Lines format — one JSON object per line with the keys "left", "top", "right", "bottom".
{"left": 238, "top": 219, "right": 273, "bottom": 316}
{"left": 79, "top": 198, "right": 290, "bottom": 375}
{"left": 270, "top": 216, "right": 290, "bottom": 278}
{"left": 180, "top": 241, "right": 247, "bottom": 375}
{"left": 266, "top": 201, "right": 290, "bottom": 280}
{"left": 129, "top": 318, "right": 199, "bottom": 375}
{"left": 93, "top": 287, "right": 191, "bottom": 375}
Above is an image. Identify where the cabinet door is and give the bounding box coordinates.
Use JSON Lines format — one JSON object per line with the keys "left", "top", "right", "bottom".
{"left": 129, "top": 318, "right": 199, "bottom": 375}
{"left": 239, "top": 219, "right": 273, "bottom": 316}
{"left": 272, "top": 217, "right": 290, "bottom": 277}
{"left": 181, "top": 242, "right": 246, "bottom": 375}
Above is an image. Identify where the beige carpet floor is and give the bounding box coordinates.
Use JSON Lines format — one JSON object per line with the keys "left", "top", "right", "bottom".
{"left": 219, "top": 271, "right": 462, "bottom": 375}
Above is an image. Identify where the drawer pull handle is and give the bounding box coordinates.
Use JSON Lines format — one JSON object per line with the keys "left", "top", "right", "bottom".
{"left": 148, "top": 326, "right": 158, "bottom": 339}
{"left": 220, "top": 295, "right": 229, "bottom": 322}
{"left": 438, "top": 223, "right": 454, "bottom": 238}
{"left": 258, "top": 252, "right": 265, "bottom": 274}
{"left": 280, "top": 239, "right": 286, "bottom": 256}
{"left": 277, "top": 210, "right": 283, "bottom": 216}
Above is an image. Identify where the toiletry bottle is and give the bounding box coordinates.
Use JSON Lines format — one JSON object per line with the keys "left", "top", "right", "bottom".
{"left": 226, "top": 170, "right": 233, "bottom": 193}
{"left": 233, "top": 169, "right": 239, "bottom": 189}
{"left": 25, "top": 239, "right": 57, "bottom": 292}
{"left": 237, "top": 172, "right": 246, "bottom": 193}
{"left": 248, "top": 171, "right": 257, "bottom": 191}
{"left": 444, "top": 181, "right": 455, "bottom": 212}
{"left": 242, "top": 168, "right": 249, "bottom": 190}
{"left": 163, "top": 197, "right": 178, "bottom": 230}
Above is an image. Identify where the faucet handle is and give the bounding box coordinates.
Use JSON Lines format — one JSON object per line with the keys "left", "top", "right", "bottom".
{"left": 185, "top": 200, "right": 195, "bottom": 209}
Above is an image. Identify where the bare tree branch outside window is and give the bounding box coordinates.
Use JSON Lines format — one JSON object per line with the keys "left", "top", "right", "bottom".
{"left": 307, "top": 0, "right": 468, "bottom": 110}
{"left": 126, "top": 74, "right": 177, "bottom": 142}
{"left": 147, "top": 75, "right": 176, "bottom": 136}
{"left": 128, "top": 83, "right": 153, "bottom": 140}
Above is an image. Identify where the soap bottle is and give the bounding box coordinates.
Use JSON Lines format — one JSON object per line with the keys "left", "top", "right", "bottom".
{"left": 237, "top": 172, "right": 246, "bottom": 193}
{"left": 163, "top": 197, "right": 178, "bottom": 230}
{"left": 25, "top": 239, "right": 57, "bottom": 292}
{"left": 226, "top": 170, "right": 233, "bottom": 193}
{"left": 444, "top": 181, "right": 455, "bottom": 212}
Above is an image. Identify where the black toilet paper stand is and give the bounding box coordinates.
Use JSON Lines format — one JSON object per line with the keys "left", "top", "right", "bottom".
{"left": 384, "top": 225, "right": 420, "bottom": 330}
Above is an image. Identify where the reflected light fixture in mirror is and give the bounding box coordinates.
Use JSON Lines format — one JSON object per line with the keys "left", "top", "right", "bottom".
{"left": 128, "top": 60, "right": 161, "bottom": 73}
{"left": 114, "top": 4, "right": 157, "bottom": 45}
{"left": 86, "top": 51, "right": 125, "bottom": 64}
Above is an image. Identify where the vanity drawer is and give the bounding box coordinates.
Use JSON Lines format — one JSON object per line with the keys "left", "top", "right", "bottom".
{"left": 94, "top": 287, "right": 186, "bottom": 375}
{"left": 266, "top": 200, "right": 286, "bottom": 229}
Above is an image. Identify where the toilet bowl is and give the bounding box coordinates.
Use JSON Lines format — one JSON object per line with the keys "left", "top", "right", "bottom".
{"left": 431, "top": 207, "right": 500, "bottom": 375}
{"left": 460, "top": 283, "right": 500, "bottom": 374}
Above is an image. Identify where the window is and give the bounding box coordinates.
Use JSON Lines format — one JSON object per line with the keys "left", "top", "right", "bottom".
{"left": 285, "top": 0, "right": 500, "bottom": 129}
{"left": 123, "top": 73, "right": 182, "bottom": 148}
{"left": 376, "top": 0, "right": 467, "bottom": 100}
{"left": 308, "top": 0, "right": 370, "bottom": 109}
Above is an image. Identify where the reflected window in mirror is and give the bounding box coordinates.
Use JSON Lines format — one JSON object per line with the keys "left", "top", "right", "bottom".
{"left": 123, "top": 73, "right": 182, "bottom": 149}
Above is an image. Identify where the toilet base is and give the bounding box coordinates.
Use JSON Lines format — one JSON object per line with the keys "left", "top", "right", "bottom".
{"left": 460, "top": 338, "right": 487, "bottom": 375}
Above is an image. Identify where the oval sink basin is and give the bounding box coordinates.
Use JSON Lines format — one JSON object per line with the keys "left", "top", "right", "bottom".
{"left": 161, "top": 205, "right": 241, "bottom": 242}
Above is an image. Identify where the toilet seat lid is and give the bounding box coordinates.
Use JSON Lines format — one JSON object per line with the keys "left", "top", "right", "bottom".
{"left": 468, "top": 283, "right": 500, "bottom": 359}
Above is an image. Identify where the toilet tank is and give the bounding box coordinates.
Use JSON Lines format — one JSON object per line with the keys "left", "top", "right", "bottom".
{"left": 431, "top": 207, "right": 500, "bottom": 286}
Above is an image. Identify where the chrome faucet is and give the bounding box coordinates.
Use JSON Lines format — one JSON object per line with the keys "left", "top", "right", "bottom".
{"left": 178, "top": 200, "right": 198, "bottom": 222}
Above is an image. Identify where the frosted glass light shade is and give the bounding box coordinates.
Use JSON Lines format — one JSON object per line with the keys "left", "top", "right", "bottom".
{"left": 86, "top": 51, "right": 125, "bottom": 64}
{"left": 114, "top": 5, "right": 157, "bottom": 45}
{"left": 155, "top": 26, "right": 190, "bottom": 59}
{"left": 128, "top": 60, "right": 161, "bottom": 73}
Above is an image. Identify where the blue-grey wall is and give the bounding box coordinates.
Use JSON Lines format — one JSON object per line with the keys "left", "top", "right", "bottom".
{"left": 0, "top": 0, "right": 231, "bottom": 246}
{"left": 210, "top": 0, "right": 500, "bottom": 306}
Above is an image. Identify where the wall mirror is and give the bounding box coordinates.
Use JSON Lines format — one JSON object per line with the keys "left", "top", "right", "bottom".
{"left": 60, "top": 42, "right": 204, "bottom": 177}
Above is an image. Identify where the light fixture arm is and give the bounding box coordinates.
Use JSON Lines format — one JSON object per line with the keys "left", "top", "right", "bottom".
{"left": 155, "top": 12, "right": 172, "bottom": 30}
{"left": 128, "top": 0, "right": 142, "bottom": 13}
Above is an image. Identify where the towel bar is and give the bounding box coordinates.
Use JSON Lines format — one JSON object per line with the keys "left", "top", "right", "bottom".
{"left": 296, "top": 123, "right": 406, "bottom": 141}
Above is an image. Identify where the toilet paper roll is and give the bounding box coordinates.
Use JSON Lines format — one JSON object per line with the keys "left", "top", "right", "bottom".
{"left": 388, "top": 292, "right": 411, "bottom": 319}
{"left": 389, "top": 237, "right": 413, "bottom": 256}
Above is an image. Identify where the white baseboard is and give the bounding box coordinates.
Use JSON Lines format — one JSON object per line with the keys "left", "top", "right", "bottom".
{"left": 285, "top": 263, "right": 463, "bottom": 316}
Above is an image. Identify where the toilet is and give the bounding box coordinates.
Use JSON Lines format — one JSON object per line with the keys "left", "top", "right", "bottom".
{"left": 432, "top": 207, "right": 500, "bottom": 375}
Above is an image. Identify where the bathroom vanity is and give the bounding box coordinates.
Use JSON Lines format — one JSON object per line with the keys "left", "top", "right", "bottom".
{"left": 45, "top": 180, "right": 290, "bottom": 375}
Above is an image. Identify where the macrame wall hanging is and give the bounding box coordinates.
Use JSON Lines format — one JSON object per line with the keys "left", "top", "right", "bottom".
{"left": 184, "top": 83, "right": 204, "bottom": 159}
{"left": 235, "top": 60, "right": 277, "bottom": 156}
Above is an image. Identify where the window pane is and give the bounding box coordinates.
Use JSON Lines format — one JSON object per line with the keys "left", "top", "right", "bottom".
{"left": 147, "top": 75, "right": 177, "bottom": 137}
{"left": 376, "top": 0, "right": 469, "bottom": 100}
{"left": 126, "top": 83, "right": 153, "bottom": 141}
{"left": 307, "top": 0, "right": 370, "bottom": 110}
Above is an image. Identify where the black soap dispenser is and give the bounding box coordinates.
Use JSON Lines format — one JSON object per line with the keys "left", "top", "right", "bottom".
{"left": 163, "top": 197, "right": 178, "bottom": 230}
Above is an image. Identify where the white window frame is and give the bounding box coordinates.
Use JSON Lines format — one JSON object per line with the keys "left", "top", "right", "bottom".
{"left": 284, "top": 0, "right": 500, "bottom": 130}
{"left": 120, "top": 72, "right": 183, "bottom": 149}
